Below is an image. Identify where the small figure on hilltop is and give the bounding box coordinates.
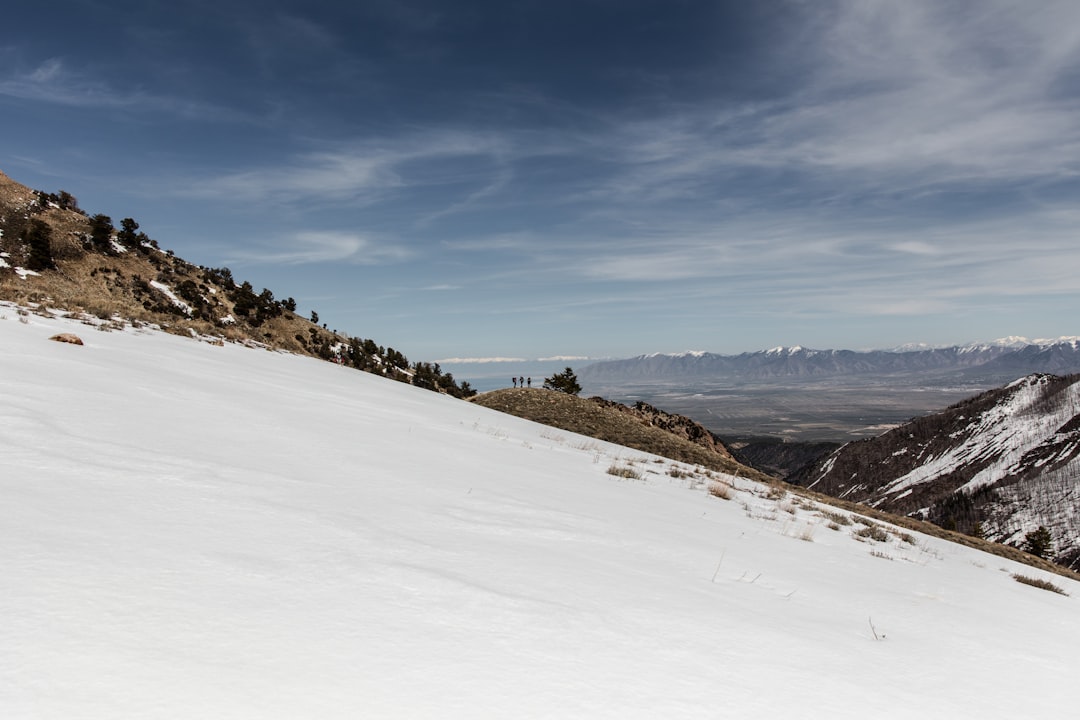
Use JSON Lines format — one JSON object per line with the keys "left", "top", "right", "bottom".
{"left": 512, "top": 377, "right": 518, "bottom": 388}
{"left": 527, "top": 377, "right": 532, "bottom": 388}
{"left": 519, "top": 376, "right": 525, "bottom": 388}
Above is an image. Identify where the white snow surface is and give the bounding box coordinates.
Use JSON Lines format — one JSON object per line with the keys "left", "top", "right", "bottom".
{"left": 2, "top": 307, "right": 1079, "bottom": 719}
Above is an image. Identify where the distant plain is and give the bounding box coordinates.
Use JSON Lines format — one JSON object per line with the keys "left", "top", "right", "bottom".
{"left": 579, "top": 378, "right": 990, "bottom": 443}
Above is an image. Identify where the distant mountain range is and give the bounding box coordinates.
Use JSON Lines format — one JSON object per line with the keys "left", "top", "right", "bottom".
{"left": 789, "top": 373, "right": 1080, "bottom": 571}
{"left": 579, "top": 341, "right": 1080, "bottom": 385}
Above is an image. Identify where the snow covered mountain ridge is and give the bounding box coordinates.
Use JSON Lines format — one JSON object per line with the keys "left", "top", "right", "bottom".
{"left": 579, "top": 339, "right": 1080, "bottom": 384}
{"left": 790, "top": 373, "right": 1080, "bottom": 571}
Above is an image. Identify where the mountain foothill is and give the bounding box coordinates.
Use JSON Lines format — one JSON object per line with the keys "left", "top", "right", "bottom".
{"left": 3, "top": 167, "right": 1078, "bottom": 574}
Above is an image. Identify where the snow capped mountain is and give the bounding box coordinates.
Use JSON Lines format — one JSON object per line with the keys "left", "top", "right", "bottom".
{"left": 791, "top": 374, "right": 1080, "bottom": 570}
{"left": 4, "top": 304, "right": 1078, "bottom": 718}
{"left": 579, "top": 339, "right": 1080, "bottom": 384}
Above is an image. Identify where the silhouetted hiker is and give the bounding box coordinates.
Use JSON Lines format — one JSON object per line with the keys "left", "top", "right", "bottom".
{"left": 512, "top": 377, "right": 518, "bottom": 388}
{"left": 527, "top": 377, "right": 532, "bottom": 387}
{"left": 519, "top": 377, "right": 525, "bottom": 388}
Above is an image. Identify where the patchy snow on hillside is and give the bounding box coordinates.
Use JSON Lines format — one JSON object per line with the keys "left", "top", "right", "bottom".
{"left": 148, "top": 280, "right": 193, "bottom": 316}
{"left": 879, "top": 376, "right": 1080, "bottom": 500}
{"left": 2, "top": 306, "right": 1078, "bottom": 719}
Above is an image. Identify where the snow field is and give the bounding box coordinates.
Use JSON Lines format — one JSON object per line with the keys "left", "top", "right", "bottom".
{"left": 2, "top": 304, "right": 1078, "bottom": 719}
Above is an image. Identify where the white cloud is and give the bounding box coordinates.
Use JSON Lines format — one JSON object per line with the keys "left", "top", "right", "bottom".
{"left": 195, "top": 131, "right": 513, "bottom": 205}
{"left": 436, "top": 357, "right": 528, "bottom": 364}
{"left": 232, "top": 231, "right": 411, "bottom": 265}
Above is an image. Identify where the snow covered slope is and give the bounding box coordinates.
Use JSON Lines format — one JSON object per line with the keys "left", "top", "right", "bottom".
{"left": 3, "top": 305, "right": 1078, "bottom": 719}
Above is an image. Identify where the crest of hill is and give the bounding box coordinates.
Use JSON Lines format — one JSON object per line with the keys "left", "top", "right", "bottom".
{"left": 471, "top": 388, "right": 770, "bottom": 481}
{"left": 0, "top": 169, "right": 471, "bottom": 397}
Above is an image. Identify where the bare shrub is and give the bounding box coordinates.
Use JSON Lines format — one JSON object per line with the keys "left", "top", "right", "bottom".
{"left": 607, "top": 464, "right": 643, "bottom": 480}
{"left": 855, "top": 523, "right": 890, "bottom": 543}
{"left": 1012, "top": 574, "right": 1068, "bottom": 595}
{"left": 819, "top": 510, "right": 852, "bottom": 526}
{"left": 708, "top": 481, "right": 733, "bottom": 500}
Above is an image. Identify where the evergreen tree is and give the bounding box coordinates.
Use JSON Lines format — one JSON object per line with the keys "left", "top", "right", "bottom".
{"left": 25, "top": 219, "right": 55, "bottom": 271}
{"left": 1024, "top": 526, "right": 1053, "bottom": 559}
{"left": 117, "top": 218, "right": 140, "bottom": 249}
{"left": 231, "top": 281, "right": 258, "bottom": 319}
{"left": 57, "top": 190, "right": 80, "bottom": 212}
{"left": 544, "top": 367, "right": 582, "bottom": 395}
{"left": 89, "top": 214, "right": 114, "bottom": 253}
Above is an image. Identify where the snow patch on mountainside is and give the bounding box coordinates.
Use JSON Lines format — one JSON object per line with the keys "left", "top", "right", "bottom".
{"left": 878, "top": 376, "right": 1080, "bottom": 499}
{"left": 149, "top": 280, "right": 193, "bottom": 315}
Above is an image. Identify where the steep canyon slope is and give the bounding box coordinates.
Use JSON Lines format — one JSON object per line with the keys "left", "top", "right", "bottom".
{"left": 791, "top": 374, "right": 1080, "bottom": 570}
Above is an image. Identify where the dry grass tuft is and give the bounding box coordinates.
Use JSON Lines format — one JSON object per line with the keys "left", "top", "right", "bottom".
{"left": 606, "top": 464, "right": 643, "bottom": 480}
{"left": 1012, "top": 574, "right": 1068, "bottom": 595}
{"left": 854, "top": 523, "right": 891, "bottom": 543}
{"left": 708, "top": 481, "right": 734, "bottom": 500}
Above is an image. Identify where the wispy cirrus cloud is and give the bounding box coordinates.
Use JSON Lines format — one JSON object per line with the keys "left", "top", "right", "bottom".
{"left": 192, "top": 130, "right": 517, "bottom": 205}
{"left": 0, "top": 58, "right": 133, "bottom": 107}
{"left": 0, "top": 55, "right": 251, "bottom": 123}
{"left": 577, "top": 0, "right": 1080, "bottom": 210}
{"left": 228, "top": 230, "right": 412, "bottom": 265}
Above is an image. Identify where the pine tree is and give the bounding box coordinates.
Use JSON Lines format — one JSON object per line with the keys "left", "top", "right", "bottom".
{"left": 1024, "top": 526, "right": 1053, "bottom": 559}
{"left": 544, "top": 367, "right": 582, "bottom": 395}
{"left": 117, "top": 218, "right": 140, "bottom": 249}
{"left": 25, "top": 219, "right": 55, "bottom": 271}
{"left": 89, "top": 214, "right": 114, "bottom": 253}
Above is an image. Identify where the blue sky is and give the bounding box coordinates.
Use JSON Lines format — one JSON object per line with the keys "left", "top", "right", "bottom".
{"left": 2, "top": 1, "right": 1079, "bottom": 366}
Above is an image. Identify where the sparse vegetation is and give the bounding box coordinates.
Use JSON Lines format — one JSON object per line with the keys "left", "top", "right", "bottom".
{"left": 819, "top": 509, "right": 853, "bottom": 526}
{"left": 766, "top": 485, "right": 787, "bottom": 500}
{"left": 470, "top": 389, "right": 771, "bottom": 479}
{"left": 854, "top": 523, "right": 890, "bottom": 543}
{"left": 607, "top": 463, "right": 643, "bottom": 480}
{"left": 708, "top": 481, "right": 733, "bottom": 500}
{"left": 0, "top": 171, "right": 476, "bottom": 401}
{"left": 1012, "top": 574, "right": 1068, "bottom": 595}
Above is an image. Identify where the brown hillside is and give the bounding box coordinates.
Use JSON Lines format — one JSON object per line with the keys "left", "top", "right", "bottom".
{"left": 471, "top": 388, "right": 771, "bottom": 480}
{"left": 0, "top": 168, "right": 470, "bottom": 397}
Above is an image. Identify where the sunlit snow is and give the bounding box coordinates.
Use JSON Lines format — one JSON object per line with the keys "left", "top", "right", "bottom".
{"left": 2, "top": 304, "right": 1078, "bottom": 719}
